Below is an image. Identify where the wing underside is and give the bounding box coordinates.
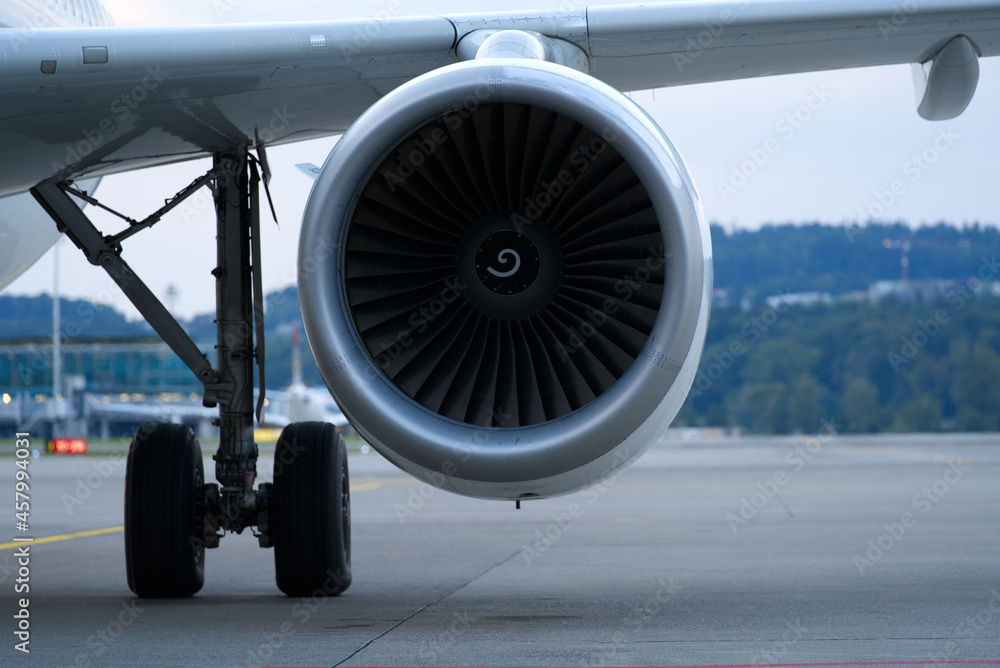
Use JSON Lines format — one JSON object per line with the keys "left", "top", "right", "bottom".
{"left": 0, "top": 0, "right": 998, "bottom": 192}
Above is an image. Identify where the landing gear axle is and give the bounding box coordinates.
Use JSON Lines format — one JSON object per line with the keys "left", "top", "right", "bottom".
{"left": 32, "top": 148, "right": 352, "bottom": 598}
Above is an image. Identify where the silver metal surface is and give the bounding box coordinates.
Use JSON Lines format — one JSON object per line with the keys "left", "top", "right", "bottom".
{"left": 0, "top": 17, "right": 458, "bottom": 195}
{"left": 914, "top": 35, "right": 981, "bottom": 120}
{"left": 457, "top": 29, "right": 590, "bottom": 71}
{"left": 0, "top": 193, "right": 64, "bottom": 291}
{"left": 2, "top": 1, "right": 1000, "bottom": 196}
{"left": 298, "top": 58, "right": 710, "bottom": 500}
{"left": 0, "top": 0, "right": 111, "bottom": 288}
{"left": 587, "top": 0, "right": 1000, "bottom": 89}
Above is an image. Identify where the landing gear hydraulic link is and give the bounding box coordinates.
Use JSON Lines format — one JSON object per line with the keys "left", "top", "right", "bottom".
{"left": 31, "top": 148, "right": 351, "bottom": 597}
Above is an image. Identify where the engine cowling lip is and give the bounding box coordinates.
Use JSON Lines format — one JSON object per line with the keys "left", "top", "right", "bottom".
{"left": 299, "top": 59, "right": 710, "bottom": 498}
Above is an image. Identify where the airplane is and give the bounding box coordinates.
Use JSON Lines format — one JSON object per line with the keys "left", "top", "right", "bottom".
{"left": 262, "top": 323, "right": 349, "bottom": 429}
{"left": 1, "top": 0, "right": 997, "bottom": 599}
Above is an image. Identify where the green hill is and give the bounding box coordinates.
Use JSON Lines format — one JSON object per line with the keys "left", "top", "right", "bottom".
{"left": 4, "top": 222, "right": 1000, "bottom": 433}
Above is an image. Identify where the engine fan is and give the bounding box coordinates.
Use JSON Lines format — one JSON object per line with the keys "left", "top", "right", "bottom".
{"left": 298, "top": 59, "right": 711, "bottom": 500}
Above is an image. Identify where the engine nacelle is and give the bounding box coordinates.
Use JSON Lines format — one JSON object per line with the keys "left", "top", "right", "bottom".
{"left": 298, "top": 59, "right": 711, "bottom": 500}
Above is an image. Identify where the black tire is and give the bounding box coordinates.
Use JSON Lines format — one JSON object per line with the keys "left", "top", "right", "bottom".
{"left": 125, "top": 423, "right": 205, "bottom": 598}
{"left": 273, "top": 422, "right": 352, "bottom": 597}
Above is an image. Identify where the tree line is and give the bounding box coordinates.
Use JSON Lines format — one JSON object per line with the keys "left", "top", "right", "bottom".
{"left": 4, "top": 223, "right": 1000, "bottom": 433}
{"left": 712, "top": 221, "right": 1000, "bottom": 297}
{"left": 678, "top": 293, "right": 1000, "bottom": 433}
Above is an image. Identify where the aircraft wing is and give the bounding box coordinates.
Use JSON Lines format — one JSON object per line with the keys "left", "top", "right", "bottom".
{"left": 1, "top": 0, "right": 999, "bottom": 194}
{"left": 583, "top": 0, "right": 1000, "bottom": 89}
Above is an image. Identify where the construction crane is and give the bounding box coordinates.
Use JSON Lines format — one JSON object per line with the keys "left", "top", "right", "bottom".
{"left": 882, "top": 236, "right": 971, "bottom": 282}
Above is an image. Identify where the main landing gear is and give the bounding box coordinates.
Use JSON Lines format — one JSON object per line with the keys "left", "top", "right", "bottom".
{"left": 32, "top": 148, "right": 351, "bottom": 598}
{"left": 273, "top": 422, "right": 351, "bottom": 596}
{"left": 125, "top": 423, "right": 205, "bottom": 598}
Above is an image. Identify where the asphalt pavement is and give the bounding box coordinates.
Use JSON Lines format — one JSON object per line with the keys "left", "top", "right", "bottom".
{"left": 1, "top": 431, "right": 999, "bottom": 667}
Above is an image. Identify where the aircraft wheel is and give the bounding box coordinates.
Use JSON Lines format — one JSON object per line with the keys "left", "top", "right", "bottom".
{"left": 125, "top": 423, "right": 206, "bottom": 598}
{"left": 273, "top": 422, "right": 352, "bottom": 597}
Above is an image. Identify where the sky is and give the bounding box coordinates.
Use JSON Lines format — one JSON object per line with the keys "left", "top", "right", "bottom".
{"left": 5, "top": 0, "right": 1000, "bottom": 319}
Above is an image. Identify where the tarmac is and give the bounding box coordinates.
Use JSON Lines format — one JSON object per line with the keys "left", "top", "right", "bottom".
{"left": 1, "top": 430, "right": 999, "bottom": 667}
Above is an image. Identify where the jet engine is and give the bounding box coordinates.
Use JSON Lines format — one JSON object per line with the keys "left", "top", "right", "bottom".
{"left": 298, "top": 59, "right": 711, "bottom": 500}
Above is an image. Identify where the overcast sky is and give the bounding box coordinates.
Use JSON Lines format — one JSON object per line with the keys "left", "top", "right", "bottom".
{"left": 6, "top": 0, "right": 1000, "bottom": 319}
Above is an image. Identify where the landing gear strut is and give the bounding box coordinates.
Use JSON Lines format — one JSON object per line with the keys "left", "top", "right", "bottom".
{"left": 31, "top": 148, "right": 351, "bottom": 598}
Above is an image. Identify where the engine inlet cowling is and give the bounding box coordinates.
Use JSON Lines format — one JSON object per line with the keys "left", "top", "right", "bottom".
{"left": 299, "top": 60, "right": 711, "bottom": 500}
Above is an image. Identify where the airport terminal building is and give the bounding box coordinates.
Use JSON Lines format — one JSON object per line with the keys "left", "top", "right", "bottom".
{"left": 0, "top": 339, "right": 211, "bottom": 440}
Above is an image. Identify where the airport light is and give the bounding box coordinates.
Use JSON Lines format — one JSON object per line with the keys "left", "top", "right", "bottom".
{"left": 49, "top": 438, "right": 87, "bottom": 455}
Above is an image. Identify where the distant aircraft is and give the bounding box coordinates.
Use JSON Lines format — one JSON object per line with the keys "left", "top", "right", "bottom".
{"left": 262, "top": 324, "right": 348, "bottom": 428}
{"left": 1, "top": 0, "right": 997, "bottom": 598}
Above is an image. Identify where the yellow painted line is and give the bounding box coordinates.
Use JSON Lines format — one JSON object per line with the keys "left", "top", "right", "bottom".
{"left": 0, "top": 525, "right": 123, "bottom": 551}
{"left": 350, "top": 477, "right": 416, "bottom": 493}
{"left": 350, "top": 482, "right": 385, "bottom": 493}
{"left": 0, "top": 477, "right": 413, "bottom": 551}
